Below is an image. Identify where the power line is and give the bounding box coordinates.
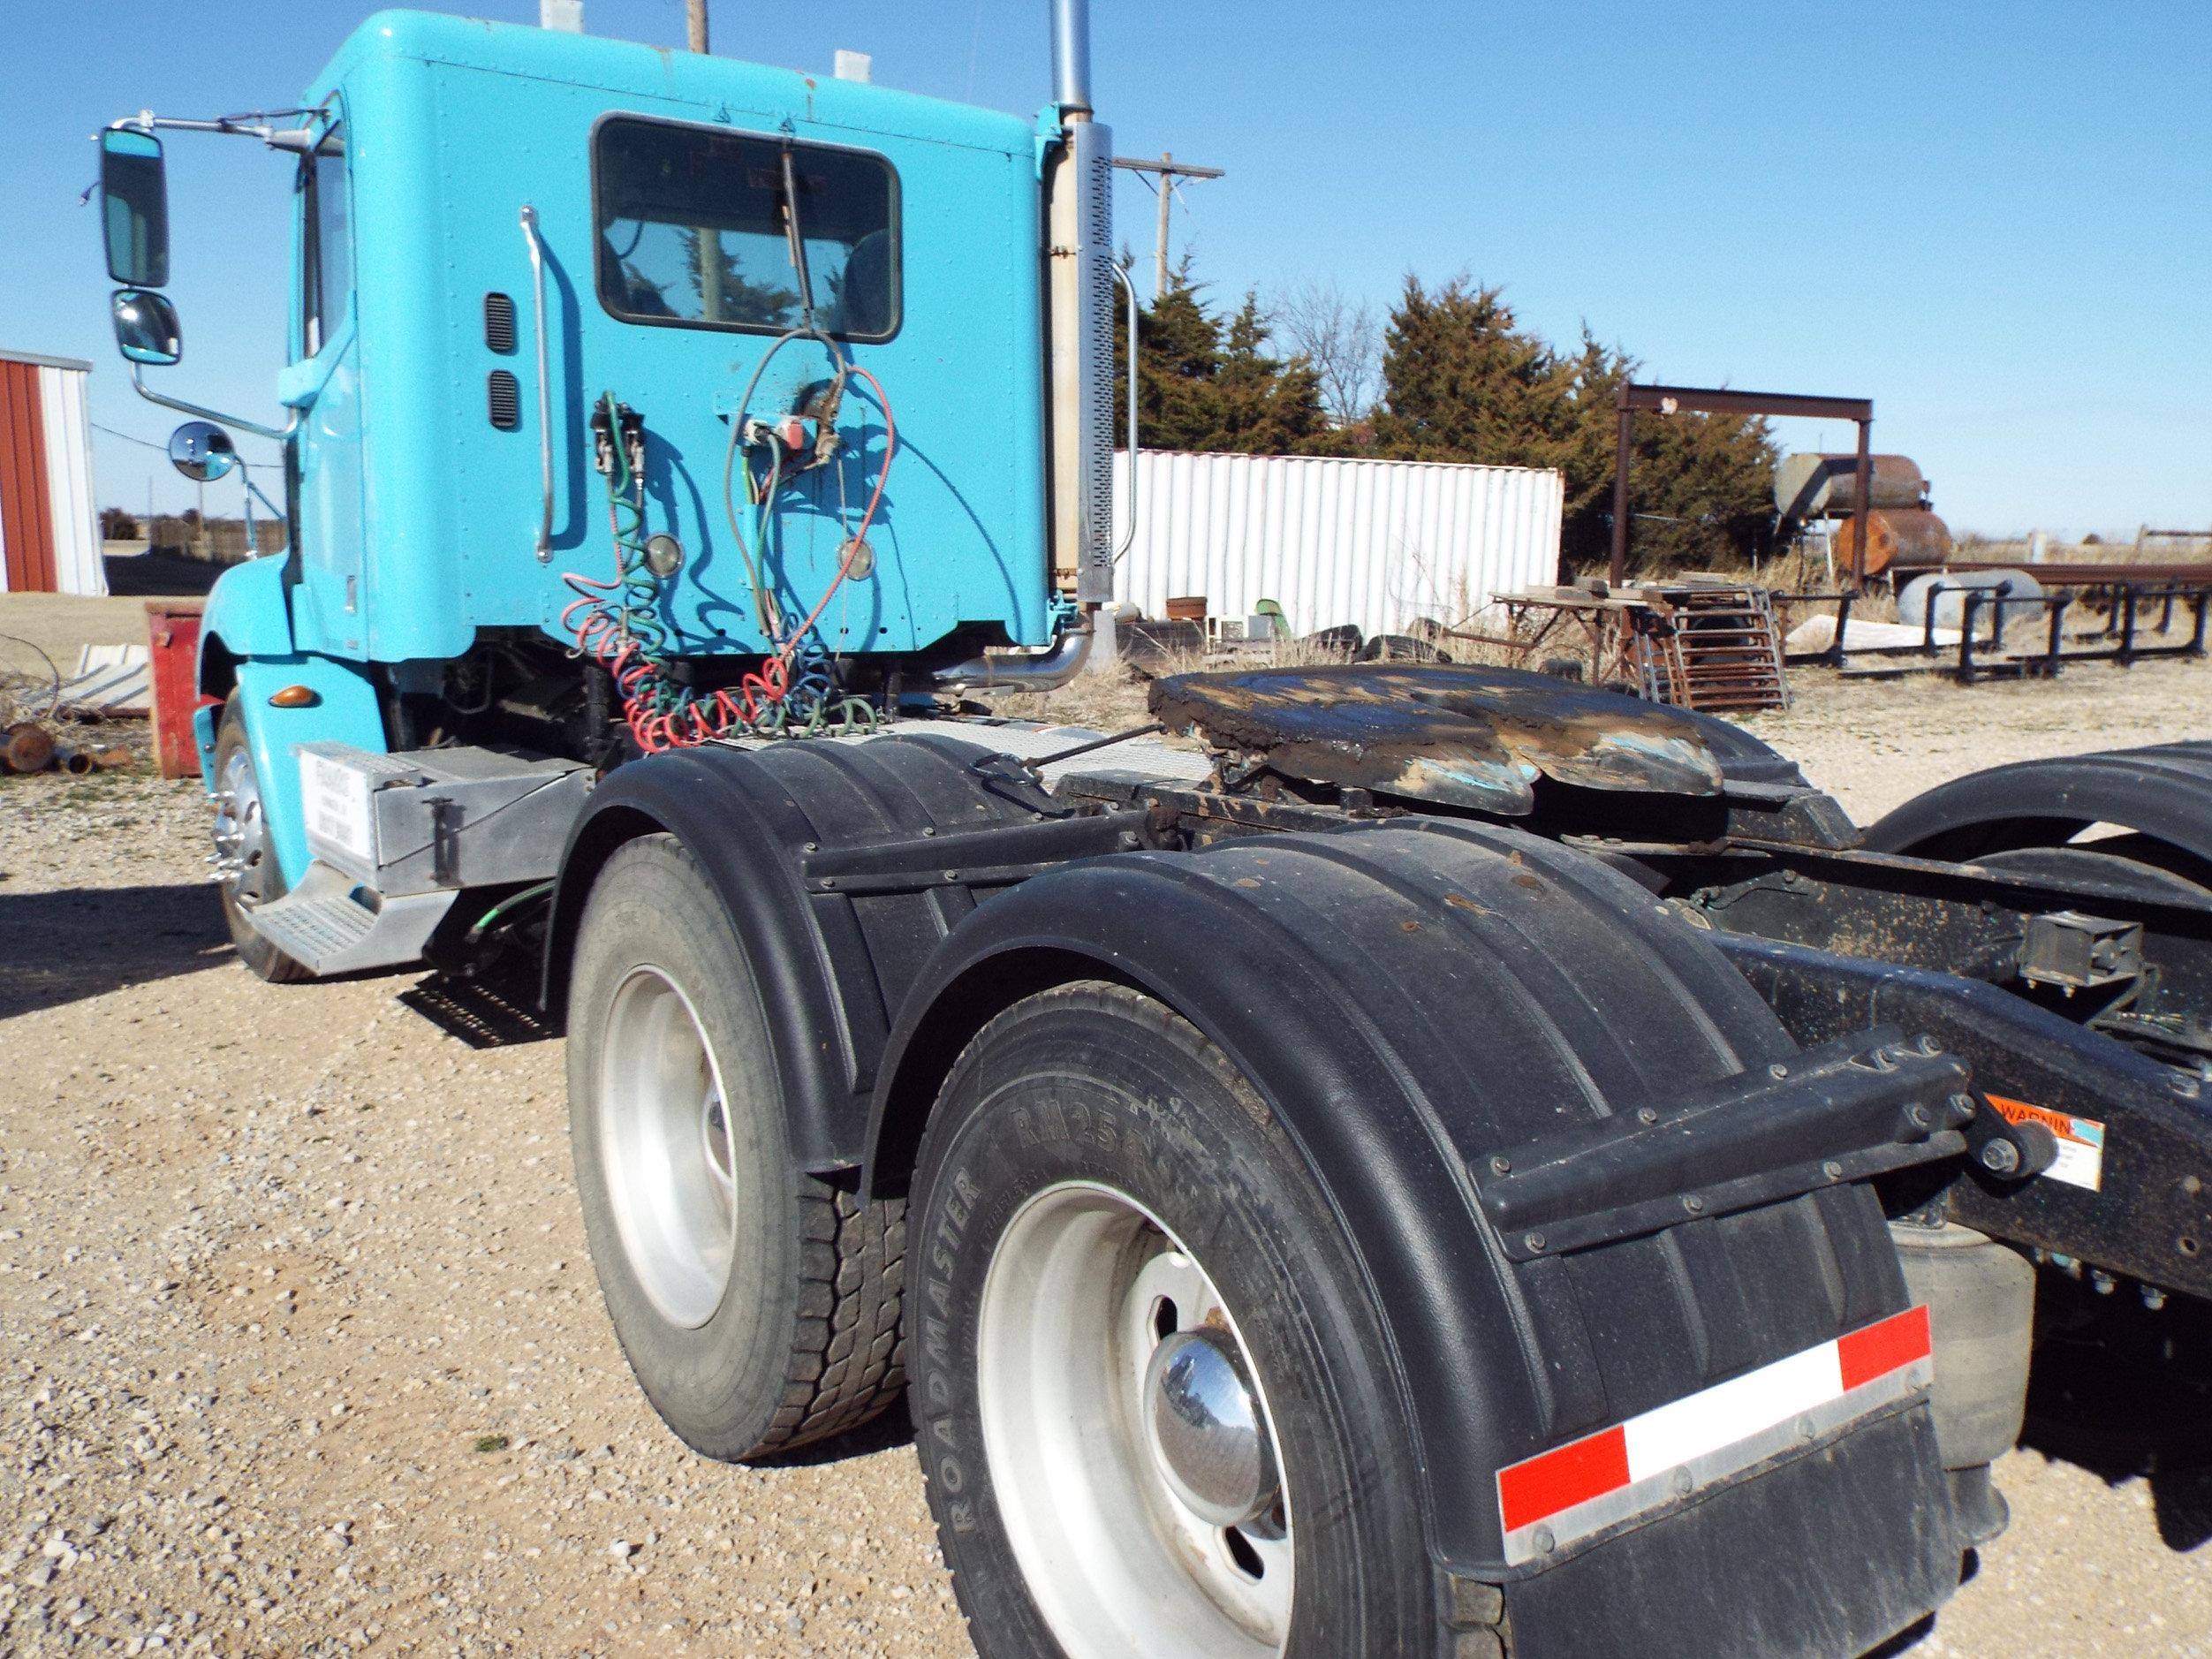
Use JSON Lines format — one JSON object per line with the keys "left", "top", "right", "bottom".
{"left": 90, "top": 420, "right": 171, "bottom": 453}
{"left": 92, "top": 420, "right": 276, "bottom": 458}
{"left": 1111, "top": 153, "right": 1225, "bottom": 300}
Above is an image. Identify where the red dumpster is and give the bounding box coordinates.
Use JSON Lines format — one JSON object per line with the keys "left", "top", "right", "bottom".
{"left": 145, "top": 599, "right": 208, "bottom": 779}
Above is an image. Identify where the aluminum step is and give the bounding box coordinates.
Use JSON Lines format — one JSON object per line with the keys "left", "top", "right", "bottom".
{"left": 245, "top": 860, "right": 456, "bottom": 977}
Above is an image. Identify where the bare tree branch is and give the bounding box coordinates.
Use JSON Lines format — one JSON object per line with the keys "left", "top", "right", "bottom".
{"left": 1273, "top": 279, "right": 1382, "bottom": 427}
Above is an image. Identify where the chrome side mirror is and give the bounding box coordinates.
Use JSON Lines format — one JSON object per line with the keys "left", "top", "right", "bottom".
{"left": 111, "top": 289, "right": 182, "bottom": 367}
{"left": 167, "top": 420, "right": 237, "bottom": 482}
{"left": 99, "top": 127, "right": 170, "bottom": 288}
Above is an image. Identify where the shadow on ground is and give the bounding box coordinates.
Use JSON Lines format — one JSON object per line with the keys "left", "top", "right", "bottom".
{"left": 2019, "top": 1275, "right": 2212, "bottom": 1552}
{"left": 0, "top": 882, "right": 231, "bottom": 1019}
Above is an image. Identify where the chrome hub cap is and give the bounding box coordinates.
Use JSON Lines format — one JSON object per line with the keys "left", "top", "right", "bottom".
{"left": 209, "top": 746, "right": 276, "bottom": 905}
{"left": 977, "top": 1181, "right": 1293, "bottom": 1658}
{"left": 1144, "top": 1329, "right": 1281, "bottom": 1529}
{"left": 598, "top": 967, "right": 736, "bottom": 1329}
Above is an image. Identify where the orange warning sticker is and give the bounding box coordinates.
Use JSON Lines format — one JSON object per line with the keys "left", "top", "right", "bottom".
{"left": 1987, "top": 1094, "right": 2106, "bottom": 1192}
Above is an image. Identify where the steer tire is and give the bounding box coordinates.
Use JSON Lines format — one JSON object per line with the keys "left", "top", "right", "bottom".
{"left": 908, "top": 980, "right": 1450, "bottom": 1659}
{"left": 568, "top": 833, "right": 905, "bottom": 1460}
{"left": 212, "top": 694, "right": 312, "bottom": 984}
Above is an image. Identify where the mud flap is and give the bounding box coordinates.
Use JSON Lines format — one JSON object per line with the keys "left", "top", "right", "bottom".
{"left": 1504, "top": 1404, "right": 1956, "bottom": 1659}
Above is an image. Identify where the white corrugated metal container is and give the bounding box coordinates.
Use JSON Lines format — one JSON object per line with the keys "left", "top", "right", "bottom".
{"left": 1111, "top": 450, "right": 1561, "bottom": 639}
{"left": 0, "top": 348, "right": 105, "bottom": 596}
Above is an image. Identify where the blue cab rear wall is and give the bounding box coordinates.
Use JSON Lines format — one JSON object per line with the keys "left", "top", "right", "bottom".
{"left": 292, "top": 11, "right": 1052, "bottom": 667}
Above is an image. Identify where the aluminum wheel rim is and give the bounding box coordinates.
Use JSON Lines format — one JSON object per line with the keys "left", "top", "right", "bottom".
{"left": 598, "top": 966, "right": 737, "bottom": 1329}
{"left": 977, "top": 1180, "right": 1293, "bottom": 1658}
{"left": 211, "top": 746, "right": 276, "bottom": 907}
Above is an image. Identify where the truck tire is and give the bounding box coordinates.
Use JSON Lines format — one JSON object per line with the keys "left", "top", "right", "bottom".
{"left": 211, "top": 693, "right": 311, "bottom": 983}
{"left": 908, "top": 981, "right": 1444, "bottom": 1659}
{"left": 567, "top": 833, "right": 904, "bottom": 1459}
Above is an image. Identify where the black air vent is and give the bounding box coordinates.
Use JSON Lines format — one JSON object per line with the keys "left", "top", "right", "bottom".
{"left": 487, "top": 370, "right": 521, "bottom": 431}
{"left": 483, "top": 292, "right": 518, "bottom": 354}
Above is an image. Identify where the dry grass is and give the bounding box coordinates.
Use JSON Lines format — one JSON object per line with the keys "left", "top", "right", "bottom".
{"left": 968, "top": 633, "right": 1360, "bottom": 739}
{"left": 1955, "top": 532, "right": 2212, "bottom": 566}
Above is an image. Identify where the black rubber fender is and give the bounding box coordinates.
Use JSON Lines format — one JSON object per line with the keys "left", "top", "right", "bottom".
{"left": 1867, "top": 739, "right": 2212, "bottom": 869}
{"left": 542, "top": 733, "right": 1048, "bottom": 1170}
{"left": 867, "top": 819, "right": 1945, "bottom": 1583}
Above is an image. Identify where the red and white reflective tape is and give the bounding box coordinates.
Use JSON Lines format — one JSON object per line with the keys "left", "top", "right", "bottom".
{"left": 1496, "top": 1305, "right": 1933, "bottom": 1565}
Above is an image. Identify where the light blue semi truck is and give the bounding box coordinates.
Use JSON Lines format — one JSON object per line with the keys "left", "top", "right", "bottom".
{"left": 93, "top": 8, "right": 2212, "bottom": 1657}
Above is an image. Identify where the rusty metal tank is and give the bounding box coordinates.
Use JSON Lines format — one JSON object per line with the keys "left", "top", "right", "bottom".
{"left": 1845, "top": 507, "right": 1955, "bottom": 576}
{"left": 1776, "top": 452, "right": 1928, "bottom": 519}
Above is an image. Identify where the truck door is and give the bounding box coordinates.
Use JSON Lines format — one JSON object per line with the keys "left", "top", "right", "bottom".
{"left": 276, "top": 125, "right": 368, "bottom": 655}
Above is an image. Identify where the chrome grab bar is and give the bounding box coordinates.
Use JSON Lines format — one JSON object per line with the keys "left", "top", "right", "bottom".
{"left": 1110, "top": 259, "right": 1139, "bottom": 563}
{"left": 519, "top": 203, "right": 553, "bottom": 564}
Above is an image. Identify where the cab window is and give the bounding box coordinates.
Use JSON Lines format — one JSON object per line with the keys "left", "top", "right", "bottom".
{"left": 592, "top": 117, "right": 898, "bottom": 342}
{"left": 299, "top": 131, "right": 352, "bottom": 359}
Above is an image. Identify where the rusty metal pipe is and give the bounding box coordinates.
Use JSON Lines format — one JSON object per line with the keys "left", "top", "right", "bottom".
{"left": 1609, "top": 401, "right": 1632, "bottom": 587}
{"left": 5, "top": 723, "right": 56, "bottom": 774}
{"left": 60, "top": 749, "right": 95, "bottom": 776}
{"left": 1849, "top": 417, "right": 1873, "bottom": 592}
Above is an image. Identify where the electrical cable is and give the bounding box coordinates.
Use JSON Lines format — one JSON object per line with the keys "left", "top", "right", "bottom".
{"left": 567, "top": 351, "right": 898, "bottom": 751}
{"left": 570, "top": 168, "right": 898, "bottom": 752}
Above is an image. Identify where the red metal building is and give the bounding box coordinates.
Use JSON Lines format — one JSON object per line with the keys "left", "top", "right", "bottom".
{"left": 0, "top": 348, "right": 104, "bottom": 595}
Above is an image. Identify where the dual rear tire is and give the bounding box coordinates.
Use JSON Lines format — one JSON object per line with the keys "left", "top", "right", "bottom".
{"left": 566, "top": 835, "right": 905, "bottom": 1458}
{"left": 905, "top": 981, "right": 1448, "bottom": 1658}
{"left": 567, "top": 837, "right": 1454, "bottom": 1655}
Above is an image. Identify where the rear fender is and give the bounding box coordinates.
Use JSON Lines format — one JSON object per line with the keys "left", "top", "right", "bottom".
{"left": 539, "top": 735, "right": 1063, "bottom": 1171}
{"left": 867, "top": 820, "right": 1957, "bottom": 1605}
{"left": 1869, "top": 742, "right": 2212, "bottom": 871}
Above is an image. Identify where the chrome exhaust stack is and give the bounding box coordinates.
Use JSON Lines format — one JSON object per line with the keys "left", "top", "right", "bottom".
{"left": 939, "top": 0, "right": 1110, "bottom": 695}
{"left": 1046, "top": 0, "right": 1115, "bottom": 611}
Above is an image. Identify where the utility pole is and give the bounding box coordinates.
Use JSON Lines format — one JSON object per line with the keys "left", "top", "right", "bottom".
{"left": 684, "top": 0, "right": 719, "bottom": 322}
{"left": 1111, "top": 152, "right": 1224, "bottom": 299}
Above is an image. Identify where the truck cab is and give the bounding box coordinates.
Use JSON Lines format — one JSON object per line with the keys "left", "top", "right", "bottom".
{"left": 105, "top": 12, "right": 2212, "bottom": 1659}
{"left": 96, "top": 8, "right": 1114, "bottom": 978}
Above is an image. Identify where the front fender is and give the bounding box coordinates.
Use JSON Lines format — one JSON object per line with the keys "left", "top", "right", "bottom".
{"left": 199, "top": 554, "right": 296, "bottom": 670}
{"left": 225, "top": 655, "right": 387, "bottom": 888}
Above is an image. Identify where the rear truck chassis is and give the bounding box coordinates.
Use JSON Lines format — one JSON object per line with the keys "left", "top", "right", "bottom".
{"left": 391, "top": 662, "right": 2193, "bottom": 1659}
{"left": 193, "top": 651, "right": 2212, "bottom": 1655}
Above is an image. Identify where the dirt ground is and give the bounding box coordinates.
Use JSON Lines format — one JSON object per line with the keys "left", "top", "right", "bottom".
{"left": 4, "top": 633, "right": 2212, "bottom": 1655}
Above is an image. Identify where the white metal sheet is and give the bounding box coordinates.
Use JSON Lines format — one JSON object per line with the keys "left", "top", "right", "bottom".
{"left": 39, "top": 363, "right": 105, "bottom": 596}
{"left": 1110, "top": 451, "right": 1562, "bottom": 641}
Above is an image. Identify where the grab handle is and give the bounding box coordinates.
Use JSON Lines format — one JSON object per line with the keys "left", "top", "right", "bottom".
{"left": 520, "top": 203, "right": 553, "bottom": 564}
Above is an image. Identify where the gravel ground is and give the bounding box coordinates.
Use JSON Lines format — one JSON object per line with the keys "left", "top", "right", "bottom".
{"left": 4, "top": 657, "right": 2212, "bottom": 1657}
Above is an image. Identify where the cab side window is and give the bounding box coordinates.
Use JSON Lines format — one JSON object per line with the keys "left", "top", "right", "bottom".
{"left": 299, "top": 132, "right": 352, "bottom": 359}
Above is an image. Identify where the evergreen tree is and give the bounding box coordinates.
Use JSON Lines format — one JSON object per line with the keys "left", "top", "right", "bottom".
{"left": 1114, "top": 265, "right": 1329, "bottom": 455}
{"left": 1369, "top": 277, "right": 1577, "bottom": 468}
{"left": 1372, "top": 276, "right": 1776, "bottom": 572}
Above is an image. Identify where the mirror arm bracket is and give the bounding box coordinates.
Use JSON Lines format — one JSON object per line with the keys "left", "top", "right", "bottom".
{"left": 129, "top": 362, "right": 295, "bottom": 444}
{"left": 242, "top": 473, "right": 284, "bottom": 521}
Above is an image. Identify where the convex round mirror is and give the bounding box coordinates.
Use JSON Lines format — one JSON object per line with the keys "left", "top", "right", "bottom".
{"left": 168, "top": 420, "right": 237, "bottom": 482}
{"left": 111, "top": 289, "right": 181, "bottom": 367}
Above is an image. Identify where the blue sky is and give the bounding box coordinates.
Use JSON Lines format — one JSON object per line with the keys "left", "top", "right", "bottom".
{"left": 4, "top": 1, "right": 2206, "bottom": 536}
